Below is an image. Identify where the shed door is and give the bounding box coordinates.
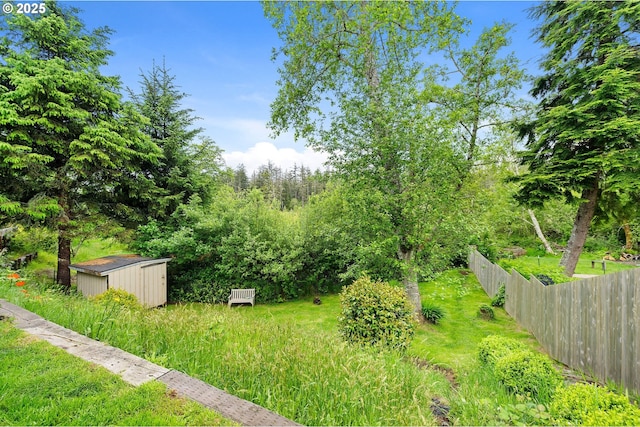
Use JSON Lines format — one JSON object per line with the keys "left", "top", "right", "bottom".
{"left": 142, "top": 263, "right": 167, "bottom": 307}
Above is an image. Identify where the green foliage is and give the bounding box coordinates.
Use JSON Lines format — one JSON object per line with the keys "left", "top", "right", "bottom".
{"left": 338, "top": 275, "right": 415, "bottom": 352}
{"left": 470, "top": 233, "right": 499, "bottom": 263}
{"left": 498, "top": 258, "right": 570, "bottom": 285}
{"left": 1, "top": 283, "right": 444, "bottom": 426}
{"left": 121, "top": 60, "right": 223, "bottom": 224}
{"left": 496, "top": 402, "right": 551, "bottom": 426}
{"left": 135, "top": 189, "right": 309, "bottom": 303}
{"left": 513, "top": 1, "right": 640, "bottom": 275}
{"left": 92, "top": 288, "right": 142, "bottom": 311}
{"left": 421, "top": 301, "right": 445, "bottom": 324}
{"left": 88, "top": 289, "right": 142, "bottom": 338}
{"left": 6, "top": 225, "right": 57, "bottom": 254}
{"left": 493, "top": 350, "right": 563, "bottom": 403}
{"left": 491, "top": 283, "right": 506, "bottom": 307}
{"left": 478, "top": 335, "right": 528, "bottom": 368}
{"left": 550, "top": 383, "right": 640, "bottom": 426}
{"left": 0, "top": 2, "right": 160, "bottom": 287}
{"left": 264, "top": 1, "right": 473, "bottom": 314}
{"left": 477, "top": 304, "right": 495, "bottom": 320}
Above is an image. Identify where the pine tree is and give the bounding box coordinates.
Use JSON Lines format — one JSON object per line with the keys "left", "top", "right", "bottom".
{"left": 514, "top": 1, "right": 640, "bottom": 276}
{"left": 121, "top": 59, "right": 222, "bottom": 222}
{"left": 0, "top": 1, "right": 159, "bottom": 287}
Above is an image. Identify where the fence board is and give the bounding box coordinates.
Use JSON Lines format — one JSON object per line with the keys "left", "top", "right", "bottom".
{"left": 468, "top": 249, "right": 640, "bottom": 394}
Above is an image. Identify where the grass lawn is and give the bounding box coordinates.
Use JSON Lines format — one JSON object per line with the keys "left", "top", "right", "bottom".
{"left": 504, "top": 253, "right": 637, "bottom": 278}
{"left": 3, "top": 248, "right": 638, "bottom": 425}
{"left": 0, "top": 320, "right": 234, "bottom": 426}
{"left": 0, "top": 266, "right": 557, "bottom": 426}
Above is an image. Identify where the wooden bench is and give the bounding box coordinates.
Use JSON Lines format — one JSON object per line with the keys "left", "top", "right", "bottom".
{"left": 228, "top": 288, "right": 255, "bottom": 307}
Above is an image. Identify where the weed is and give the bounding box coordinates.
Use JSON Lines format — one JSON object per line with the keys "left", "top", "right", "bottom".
{"left": 478, "top": 304, "right": 495, "bottom": 320}
{"left": 491, "top": 283, "right": 506, "bottom": 307}
{"left": 422, "top": 301, "right": 445, "bottom": 324}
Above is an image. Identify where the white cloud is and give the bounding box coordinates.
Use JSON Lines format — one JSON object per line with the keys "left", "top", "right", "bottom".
{"left": 223, "top": 142, "right": 329, "bottom": 174}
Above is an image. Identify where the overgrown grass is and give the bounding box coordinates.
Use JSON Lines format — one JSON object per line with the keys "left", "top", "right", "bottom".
{"left": 3, "top": 261, "right": 637, "bottom": 425}
{"left": 413, "top": 269, "right": 553, "bottom": 425}
{"left": 1, "top": 276, "right": 447, "bottom": 426}
{"left": 0, "top": 320, "right": 234, "bottom": 426}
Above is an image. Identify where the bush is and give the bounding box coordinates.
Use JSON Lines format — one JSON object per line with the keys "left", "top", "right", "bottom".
{"left": 550, "top": 383, "right": 640, "bottom": 426}
{"left": 470, "top": 233, "right": 498, "bottom": 262}
{"left": 478, "top": 335, "right": 528, "bottom": 368}
{"left": 536, "top": 274, "right": 555, "bottom": 286}
{"left": 421, "top": 302, "right": 445, "bottom": 324}
{"left": 478, "top": 304, "right": 495, "bottom": 320}
{"left": 494, "top": 350, "right": 563, "bottom": 402}
{"left": 338, "top": 275, "right": 415, "bottom": 352}
{"left": 92, "top": 288, "right": 142, "bottom": 311}
{"left": 491, "top": 284, "right": 506, "bottom": 307}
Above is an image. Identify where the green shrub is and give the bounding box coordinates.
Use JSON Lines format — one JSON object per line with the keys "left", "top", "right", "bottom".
{"left": 338, "top": 275, "right": 415, "bottom": 352}
{"left": 470, "top": 233, "right": 498, "bottom": 262}
{"left": 491, "top": 284, "right": 505, "bottom": 307}
{"left": 421, "top": 302, "right": 445, "bottom": 324}
{"left": 478, "top": 335, "right": 528, "bottom": 368}
{"left": 478, "top": 304, "right": 495, "bottom": 320}
{"left": 550, "top": 383, "right": 640, "bottom": 426}
{"left": 92, "top": 288, "right": 142, "bottom": 311}
{"left": 494, "top": 350, "right": 562, "bottom": 402}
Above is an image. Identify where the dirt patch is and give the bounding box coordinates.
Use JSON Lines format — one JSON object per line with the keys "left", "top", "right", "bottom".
{"left": 430, "top": 397, "right": 451, "bottom": 426}
{"left": 406, "top": 356, "right": 458, "bottom": 389}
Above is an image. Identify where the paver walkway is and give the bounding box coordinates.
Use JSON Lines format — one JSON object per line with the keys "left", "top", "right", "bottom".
{"left": 0, "top": 299, "right": 300, "bottom": 427}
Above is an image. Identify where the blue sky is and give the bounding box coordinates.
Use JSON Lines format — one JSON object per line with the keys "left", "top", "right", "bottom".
{"left": 64, "top": 1, "right": 543, "bottom": 173}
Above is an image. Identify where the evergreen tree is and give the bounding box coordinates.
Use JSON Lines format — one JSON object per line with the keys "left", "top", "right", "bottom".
{"left": 514, "top": 1, "right": 640, "bottom": 276}
{"left": 0, "top": 1, "right": 159, "bottom": 287}
{"left": 122, "top": 59, "right": 222, "bottom": 222}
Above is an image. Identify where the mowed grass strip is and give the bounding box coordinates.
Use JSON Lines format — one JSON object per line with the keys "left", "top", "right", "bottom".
{"left": 0, "top": 321, "right": 235, "bottom": 426}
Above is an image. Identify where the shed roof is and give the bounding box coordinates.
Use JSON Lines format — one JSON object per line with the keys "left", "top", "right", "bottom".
{"left": 69, "top": 254, "right": 171, "bottom": 277}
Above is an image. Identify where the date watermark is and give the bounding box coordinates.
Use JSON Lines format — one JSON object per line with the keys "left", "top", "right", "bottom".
{"left": 3, "top": 2, "right": 47, "bottom": 14}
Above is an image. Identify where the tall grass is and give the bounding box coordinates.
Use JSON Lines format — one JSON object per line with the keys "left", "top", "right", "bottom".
{"left": 1, "top": 277, "right": 448, "bottom": 426}
{"left": 5, "top": 266, "right": 614, "bottom": 426}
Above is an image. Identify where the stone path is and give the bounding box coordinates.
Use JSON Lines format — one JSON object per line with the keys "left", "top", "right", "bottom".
{"left": 0, "top": 299, "right": 300, "bottom": 427}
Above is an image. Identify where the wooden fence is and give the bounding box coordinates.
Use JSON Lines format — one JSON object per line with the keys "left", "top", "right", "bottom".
{"left": 469, "top": 249, "right": 640, "bottom": 395}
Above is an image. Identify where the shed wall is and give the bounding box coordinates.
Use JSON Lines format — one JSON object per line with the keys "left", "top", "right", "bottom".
{"left": 77, "top": 273, "right": 108, "bottom": 297}
{"left": 108, "top": 265, "right": 141, "bottom": 297}
{"left": 106, "top": 262, "right": 167, "bottom": 307}
{"left": 142, "top": 263, "right": 167, "bottom": 307}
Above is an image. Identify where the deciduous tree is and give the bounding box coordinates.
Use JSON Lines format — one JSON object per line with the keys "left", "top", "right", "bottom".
{"left": 264, "top": 1, "right": 466, "bottom": 315}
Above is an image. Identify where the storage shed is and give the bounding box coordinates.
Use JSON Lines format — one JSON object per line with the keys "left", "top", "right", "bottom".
{"left": 69, "top": 255, "right": 171, "bottom": 307}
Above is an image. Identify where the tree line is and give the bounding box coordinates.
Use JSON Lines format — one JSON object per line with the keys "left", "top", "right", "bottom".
{"left": 225, "top": 162, "right": 329, "bottom": 210}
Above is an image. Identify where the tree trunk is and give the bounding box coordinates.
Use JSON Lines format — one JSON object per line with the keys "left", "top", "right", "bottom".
{"left": 560, "top": 183, "right": 599, "bottom": 276}
{"left": 528, "top": 209, "right": 555, "bottom": 254}
{"left": 623, "top": 223, "right": 633, "bottom": 251}
{"left": 398, "top": 247, "right": 422, "bottom": 319}
{"left": 57, "top": 232, "right": 72, "bottom": 289}
{"left": 56, "top": 188, "right": 72, "bottom": 291}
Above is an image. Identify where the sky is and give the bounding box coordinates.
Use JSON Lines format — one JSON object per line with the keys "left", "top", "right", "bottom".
{"left": 56, "top": 1, "right": 544, "bottom": 174}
